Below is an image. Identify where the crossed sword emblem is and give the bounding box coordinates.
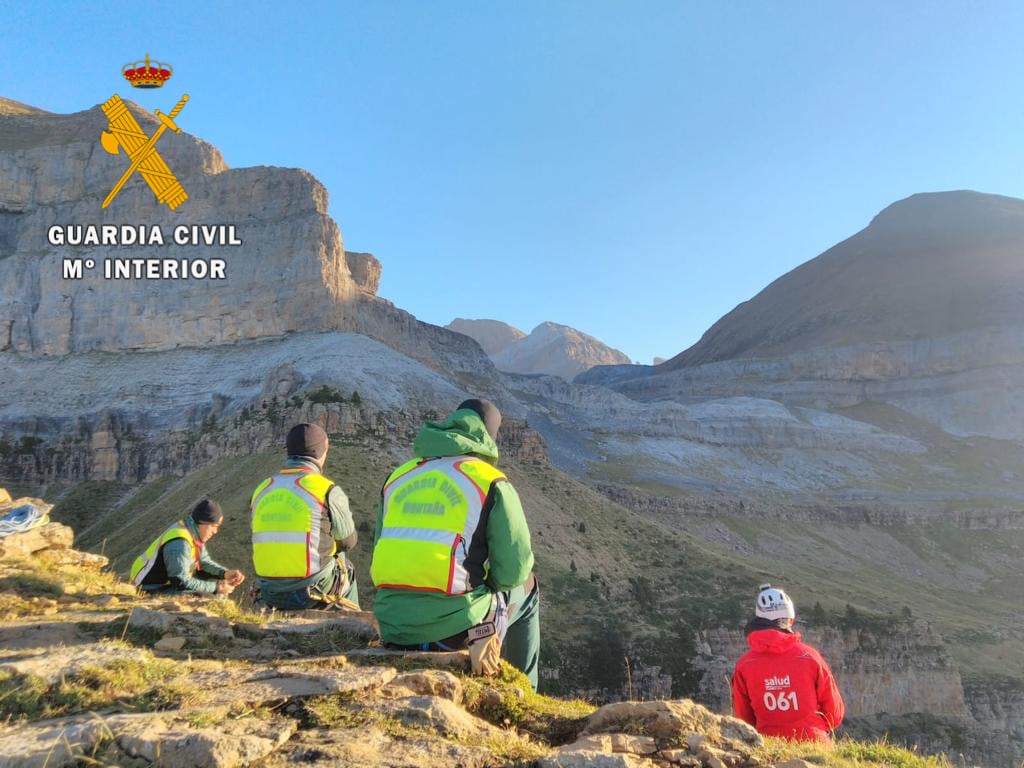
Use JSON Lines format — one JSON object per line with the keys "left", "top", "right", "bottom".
{"left": 99, "top": 93, "right": 189, "bottom": 210}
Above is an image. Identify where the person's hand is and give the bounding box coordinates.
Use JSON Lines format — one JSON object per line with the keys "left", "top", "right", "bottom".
{"left": 216, "top": 580, "right": 235, "bottom": 596}
{"left": 225, "top": 570, "right": 245, "bottom": 587}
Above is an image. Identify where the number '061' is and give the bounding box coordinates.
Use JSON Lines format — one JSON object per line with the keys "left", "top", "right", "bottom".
{"left": 763, "top": 691, "right": 799, "bottom": 711}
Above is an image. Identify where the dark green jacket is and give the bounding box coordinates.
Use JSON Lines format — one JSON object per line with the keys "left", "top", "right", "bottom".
{"left": 372, "top": 409, "right": 534, "bottom": 644}
{"left": 143, "top": 518, "right": 226, "bottom": 594}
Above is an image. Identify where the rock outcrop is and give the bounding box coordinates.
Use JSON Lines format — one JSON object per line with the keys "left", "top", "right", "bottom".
{"left": 449, "top": 318, "right": 631, "bottom": 380}
{"left": 0, "top": 511, "right": 819, "bottom": 768}
{"left": 0, "top": 96, "right": 491, "bottom": 377}
{"left": 446, "top": 318, "right": 526, "bottom": 355}
{"left": 584, "top": 191, "right": 1024, "bottom": 443}
{"left": 695, "top": 624, "right": 969, "bottom": 720}
{"left": 493, "top": 322, "right": 632, "bottom": 380}
{"left": 345, "top": 251, "right": 382, "bottom": 294}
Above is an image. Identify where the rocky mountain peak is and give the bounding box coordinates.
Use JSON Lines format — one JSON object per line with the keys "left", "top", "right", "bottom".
{"left": 0, "top": 96, "right": 50, "bottom": 117}
{"left": 449, "top": 318, "right": 631, "bottom": 380}
{"left": 661, "top": 190, "right": 1024, "bottom": 371}
{"left": 867, "top": 190, "right": 1024, "bottom": 241}
{"left": 446, "top": 318, "right": 526, "bottom": 355}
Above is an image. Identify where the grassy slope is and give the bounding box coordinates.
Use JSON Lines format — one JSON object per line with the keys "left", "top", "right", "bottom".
{"left": 0, "top": 554, "right": 950, "bottom": 768}
{"left": 42, "top": 437, "right": 1024, "bottom": 690}
{"left": 43, "top": 446, "right": 762, "bottom": 691}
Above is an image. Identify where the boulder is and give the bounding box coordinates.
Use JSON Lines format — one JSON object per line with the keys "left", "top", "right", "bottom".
{"left": 153, "top": 635, "right": 187, "bottom": 652}
{"left": 117, "top": 715, "right": 296, "bottom": 768}
{"left": 583, "top": 700, "right": 761, "bottom": 747}
{"left": 271, "top": 725, "right": 494, "bottom": 768}
{"left": 0, "top": 710, "right": 296, "bottom": 768}
{"left": 0, "top": 641, "right": 149, "bottom": 685}
{"left": 0, "top": 522, "right": 72, "bottom": 561}
{"left": 612, "top": 734, "right": 658, "bottom": 755}
{"left": 195, "top": 665, "right": 397, "bottom": 708}
{"left": 540, "top": 750, "right": 659, "bottom": 768}
{"left": 387, "top": 670, "right": 462, "bottom": 703}
{"left": 128, "top": 606, "right": 233, "bottom": 640}
{"left": 661, "top": 750, "right": 702, "bottom": 766}
{"left": 380, "top": 695, "right": 499, "bottom": 740}
{"left": 0, "top": 712, "right": 156, "bottom": 768}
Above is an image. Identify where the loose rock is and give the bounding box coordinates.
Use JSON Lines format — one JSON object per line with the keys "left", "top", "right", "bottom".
{"left": 154, "top": 635, "right": 187, "bottom": 652}
{"left": 388, "top": 670, "right": 462, "bottom": 703}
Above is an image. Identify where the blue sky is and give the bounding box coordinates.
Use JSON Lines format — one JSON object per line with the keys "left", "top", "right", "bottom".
{"left": 3, "top": 1, "right": 1023, "bottom": 363}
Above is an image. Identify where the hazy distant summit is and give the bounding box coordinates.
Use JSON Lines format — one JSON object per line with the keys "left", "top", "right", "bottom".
{"left": 662, "top": 190, "right": 1024, "bottom": 370}
{"left": 447, "top": 319, "right": 630, "bottom": 380}
{"left": 580, "top": 189, "right": 1024, "bottom": 443}
{"left": 446, "top": 318, "right": 526, "bottom": 356}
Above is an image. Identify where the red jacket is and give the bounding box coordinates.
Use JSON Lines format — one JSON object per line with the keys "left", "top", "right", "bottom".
{"left": 732, "top": 629, "right": 845, "bottom": 743}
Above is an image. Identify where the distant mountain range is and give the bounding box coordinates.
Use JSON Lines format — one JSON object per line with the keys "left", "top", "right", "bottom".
{"left": 446, "top": 319, "right": 631, "bottom": 380}
{"left": 6, "top": 95, "right": 1024, "bottom": 764}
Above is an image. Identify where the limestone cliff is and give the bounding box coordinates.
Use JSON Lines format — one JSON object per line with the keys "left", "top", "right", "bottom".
{"left": 695, "top": 624, "right": 968, "bottom": 720}
{"left": 0, "top": 97, "right": 488, "bottom": 378}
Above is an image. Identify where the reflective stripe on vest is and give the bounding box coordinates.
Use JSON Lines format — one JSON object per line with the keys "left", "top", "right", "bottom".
{"left": 250, "top": 468, "right": 335, "bottom": 579}
{"left": 371, "top": 455, "right": 505, "bottom": 594}
{"left": 129, "top": 521, "right": 199, "bottom": 586}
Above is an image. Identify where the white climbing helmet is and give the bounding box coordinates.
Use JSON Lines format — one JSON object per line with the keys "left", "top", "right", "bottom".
{"left": 755, "top": 583, "right": 795, "bottom": 622}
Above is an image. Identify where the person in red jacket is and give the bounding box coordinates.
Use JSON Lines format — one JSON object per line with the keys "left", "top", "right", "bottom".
{"left": 732, "top": 584, "right": 845, "bottom": 743}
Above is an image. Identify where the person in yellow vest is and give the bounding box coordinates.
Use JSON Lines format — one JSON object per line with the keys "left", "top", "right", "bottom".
{"left": 130, "top": 499, "right": 244, "bottom": 596}
{"left": 371, "top": 399, "right": 540, "bottom": 690}
{"left": 250, "top": 423, "right": 360, "bottom": 609}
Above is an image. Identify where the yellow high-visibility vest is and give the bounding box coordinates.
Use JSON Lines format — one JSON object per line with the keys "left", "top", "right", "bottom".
{"left": 371, "top": 455, "right": 505, "bottom": 594}
{"left": 130, "top": 521, "right": 199, "bottom": 586}
{"left": 250, "top": 467, "right": 335, "bottom": 578}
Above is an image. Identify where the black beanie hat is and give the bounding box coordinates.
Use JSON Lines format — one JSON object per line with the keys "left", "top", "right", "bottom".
{"left": 191, "top": 499, "right": 223, "bottom": 525}
{"left": 457, "top": 398, "right": 502, "bottom": 440}
{"left": 286, "top": 422, "right": 329, "bottom": 459}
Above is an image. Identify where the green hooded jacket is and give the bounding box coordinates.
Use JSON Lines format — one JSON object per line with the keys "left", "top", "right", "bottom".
{"left": 372, "top": 409, "right": 534, "bottom": 645}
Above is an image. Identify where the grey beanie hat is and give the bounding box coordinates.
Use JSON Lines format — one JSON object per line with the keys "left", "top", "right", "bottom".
{"left": 191, "top": 499, "right": 224, "bottom": 525}
{"left": 286, "top": 423, "right": 329, "bottom": 459}
{"left": 457, "top": 398, "right": 502, "bottom": 439}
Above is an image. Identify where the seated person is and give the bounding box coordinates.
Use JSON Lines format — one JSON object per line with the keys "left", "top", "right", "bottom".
{"left": 371, "top": 399, "right": 539, "bottom": 690}
{"left": 250, "top": 423, "right": 360, "bottom": 610}
{"left": 732, "top": 584, "right": 845, "bottom": 743}
{"left": 130, "top": 499, "right": 244, "bottom": 596}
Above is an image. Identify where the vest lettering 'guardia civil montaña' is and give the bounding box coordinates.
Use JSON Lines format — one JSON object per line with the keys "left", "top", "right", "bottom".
{"left": 372, "top": 455, "right": 505, "bottom": 594}
{"left": 130, "top": 521, "right": 198, "bottom": 585}
{"left": 250, "top": 468, "right": 335, "bottom": 578}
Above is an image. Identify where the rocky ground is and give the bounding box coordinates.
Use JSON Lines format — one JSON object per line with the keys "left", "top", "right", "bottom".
{"left": 0, "top": 488, "right": 950, "bottom": 768}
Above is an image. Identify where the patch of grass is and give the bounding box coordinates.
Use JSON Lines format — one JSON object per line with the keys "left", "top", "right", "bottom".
{"left": 302, "top": 693, "right": 419, "bottom": 738}
{"left": 480, "top": 730, "right": 549, "bottom": 764}
{"left": 0, "top": 592, "right": 43, "bottom": 619}
{"left": 462, "top": 663, "right": 595, "bottom": 745}
{"left": 199, "top": 598, "right": 272, "bottom": 626}
{"left": 0, "top": 572, "right": 63, "bottom": 597}
{"left": 0, "top": 551, "right": 138, "bottom": 621}
{"left": 755, "top": 736, "right": 954, "bottom": 768}
{"left": 51, "top": 480, "right": 128, "bottom": 533}
{"left": 302, "top": 686, "right": 549, "bottom": 763}
{"left": 0, "top": 654, "right": 191, "bottom": 721}
{"left": 276, "top": 628, "right": 370, "bottom": 657}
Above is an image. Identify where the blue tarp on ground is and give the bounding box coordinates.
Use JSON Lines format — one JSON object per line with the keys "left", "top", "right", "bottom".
{"left": 0, "top": 503, "right": 49, "bottom": 538}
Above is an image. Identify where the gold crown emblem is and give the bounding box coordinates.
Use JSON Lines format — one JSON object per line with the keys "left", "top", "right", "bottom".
{"left": 122, "top": 53, "right": 172, "bottom": 89}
